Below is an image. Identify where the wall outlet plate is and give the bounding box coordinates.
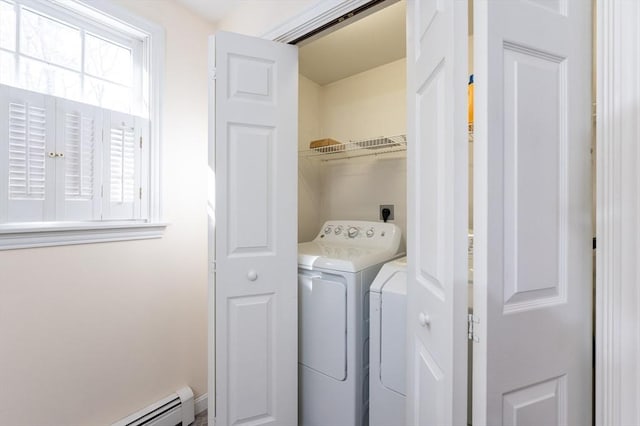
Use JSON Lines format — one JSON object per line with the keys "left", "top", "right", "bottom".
{"left": 379, "top": 204, "right": 395, "bottom": 221}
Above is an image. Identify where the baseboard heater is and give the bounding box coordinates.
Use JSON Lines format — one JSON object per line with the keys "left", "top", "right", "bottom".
{"left": 112, "top": 386, "right": 195, "bottom": 426}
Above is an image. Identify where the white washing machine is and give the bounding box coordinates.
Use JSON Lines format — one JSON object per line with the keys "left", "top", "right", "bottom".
{"left": 369, "top": 257, "right": 407, "bottom": 426}
{"left": 298, "top": 220, "right": 403, "bottom": 426}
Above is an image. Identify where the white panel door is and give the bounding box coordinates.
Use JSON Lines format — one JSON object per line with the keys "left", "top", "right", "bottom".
{"left": 405, "top": 1, "right": 468, "bottom": 425}
{"left": 212, "top": 31, "right": 298, "bottom": 426}
{"left": 473, "top": 0, "right": 592, "bottom": 424}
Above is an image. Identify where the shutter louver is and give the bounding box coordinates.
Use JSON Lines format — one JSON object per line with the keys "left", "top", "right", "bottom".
{"left": 64, "top": 112, "right": 94, "bottom": 200}
{"left": 56, "top": 99, "right": 101, "bottom": 221}
{"left": 109, "top": 124, "right": 136, "bottom": 204}
{"left": 103, "top": 111, "right": 141, "bottom": 220}
{"left": 9, "top": 102, "right": 46, "bottom": 200}
{"left": 1, "top": 87, "right": 55, "bottom": 223}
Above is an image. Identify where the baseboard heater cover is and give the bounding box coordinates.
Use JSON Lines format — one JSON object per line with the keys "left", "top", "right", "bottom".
{"left": 112, "top": 386, "right": 195, "bottom": 426}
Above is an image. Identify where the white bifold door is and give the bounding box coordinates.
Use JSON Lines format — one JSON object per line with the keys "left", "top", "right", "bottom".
{"left": 211, "top": 31, "right": 298, "bottom": 426}
{"left": 405, "top": 1, "right": 469, "bottom": 425}
{"left": 211, "top": 0, "right": 592, "bottom": 424}
{"left": 473, "top": 0, "right": 592, "bottom": 425}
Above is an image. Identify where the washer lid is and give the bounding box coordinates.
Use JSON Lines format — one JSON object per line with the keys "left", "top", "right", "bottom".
{"left": 298, "top": 241, "right": 398, "bottom": 273}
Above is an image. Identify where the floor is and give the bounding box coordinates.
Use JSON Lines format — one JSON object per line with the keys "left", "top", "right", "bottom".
{"left": 194, "top": 410, "right": 207, "bottom": 426}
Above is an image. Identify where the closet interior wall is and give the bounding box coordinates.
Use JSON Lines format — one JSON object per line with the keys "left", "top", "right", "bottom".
{"left": 298, "top": 59, "right": 407, "bottom": 246}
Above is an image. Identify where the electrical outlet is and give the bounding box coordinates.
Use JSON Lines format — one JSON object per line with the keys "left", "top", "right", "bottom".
{"left": 379, "top": 204, "right": 395, "bottom": 221}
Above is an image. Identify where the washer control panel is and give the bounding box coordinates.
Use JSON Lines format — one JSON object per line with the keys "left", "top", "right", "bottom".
{"left": 316, "top": 220, "right": 400, "bottom": 250}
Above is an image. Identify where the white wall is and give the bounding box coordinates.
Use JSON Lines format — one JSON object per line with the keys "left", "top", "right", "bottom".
{"left": 0, "top": 2, "right": 213, "bottom": 424}
{"left": 298, "top": 59, "right": 407, "bottom": 245}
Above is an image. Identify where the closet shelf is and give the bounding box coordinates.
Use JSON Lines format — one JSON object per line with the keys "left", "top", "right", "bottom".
{"left": 300, "top": 134, "right": 407, "bottom": 162}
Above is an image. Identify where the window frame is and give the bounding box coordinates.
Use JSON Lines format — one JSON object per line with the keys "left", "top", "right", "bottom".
{"left": 0, "top": 0, "right": 165, "bottom": 250}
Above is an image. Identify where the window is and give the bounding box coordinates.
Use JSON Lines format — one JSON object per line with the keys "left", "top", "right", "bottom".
{"left": 0, "top": 0, "right": 164, "bottom": 249}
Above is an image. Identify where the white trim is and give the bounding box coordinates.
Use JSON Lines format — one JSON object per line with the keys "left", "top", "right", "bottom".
{"left": 195, "top": 393, "right": 208, "bottom": 415}
{"left": 207, "top": 34, "right": 216, "bottom": 426}
{"left": 262, "top": 0, "right": 398, "bottom": 44}
{"left": 0, "top": 221, "right": 167, "bottom": 250}
{"left": 596, "top": 0, "right": 640, "bottom": 424}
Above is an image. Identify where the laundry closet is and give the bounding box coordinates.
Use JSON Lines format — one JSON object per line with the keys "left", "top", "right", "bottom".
{"left": 296, "top": 1, "right": 408, "bottom": 246}
{"left": 295, "top": 4, "right": 409, "bottom": 426}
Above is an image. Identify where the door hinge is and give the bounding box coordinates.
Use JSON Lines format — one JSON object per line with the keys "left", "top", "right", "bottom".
{"left": 209, "top": 261, "right": 216, "bottom": 275}
{"left": 468, "top": 314, "right": 480, "bottom": 343}
{"left": 101, "top": 185, "right": 104, "bottom": 198}
{"left": 140, "top": 136, "right": 143, "bottom": 149}
{"left": 139, "top": 187, "right": 142, "bottom": 199}
{"left": 210, "top": 67, "right": 216, "bottom": 80}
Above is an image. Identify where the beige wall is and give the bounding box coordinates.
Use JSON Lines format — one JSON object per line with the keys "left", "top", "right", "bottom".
{"left": 298, "top": 75, "right": 324, "bottom": 242}
{"left": 320, "top": 59, "right": 407, "bottom": 142}
{"left": 299, "top": 59, "right": 407, "bottom": 245}
{"left": 0, "top": 1, "right": 214, "bottom": 424}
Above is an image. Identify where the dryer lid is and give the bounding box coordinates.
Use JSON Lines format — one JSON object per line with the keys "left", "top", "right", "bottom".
{"left": 370, "top": 257, "right": 408, "bottom": 293}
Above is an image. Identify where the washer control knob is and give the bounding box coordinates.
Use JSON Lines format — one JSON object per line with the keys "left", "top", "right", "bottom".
{"left": 347, "top": 227, "right": 359, "bottom": 238}
{"left": 324, "top": 226, "right": 332, "bottom": 234}
{"left": 334, "top": 225, "right": 343, "bottom": 235}
{"left": 366, "top": 228, "right": 375, "bottom": 238}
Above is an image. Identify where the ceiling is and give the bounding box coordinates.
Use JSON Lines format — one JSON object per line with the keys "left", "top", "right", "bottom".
{"left": 299, "top": 1, "right": 406, "bottom": 86}
{"left": 176, "top": 0, "right": 315, "bottom": 25}
{"left": 176, "top": 0, "right": 234, "bottom": 22}
{"left": 174, "top": 0, "right": 406, "bottom": 87}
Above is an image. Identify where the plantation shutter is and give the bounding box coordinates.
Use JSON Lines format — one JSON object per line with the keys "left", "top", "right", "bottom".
{"left": 103, "top": 110, "right": 144, "bottom": 220}
{"left": 55, "top": 99, "right": 102, "bottom": 221}
{"left": 0, "top": 85, "right": 149, "bottom": 225}
{"left": 0, "top": 86, "right": 55, "bottom": 223}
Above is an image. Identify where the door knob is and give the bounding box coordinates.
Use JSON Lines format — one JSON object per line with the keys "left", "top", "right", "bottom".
{"left": 247, "top": 270, "right": 258, "bottom": 281}
{"left": 418, "top": 312, "right": 431, "bottom": 327}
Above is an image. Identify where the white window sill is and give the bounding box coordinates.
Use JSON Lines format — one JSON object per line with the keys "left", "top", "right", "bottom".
{"left": 0, "top": 221, "right": 168, "bottom": 250}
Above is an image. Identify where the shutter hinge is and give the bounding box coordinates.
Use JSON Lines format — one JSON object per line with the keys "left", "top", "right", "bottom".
{"left": 468, "top": 314, "right": 479, "bottom": 343}
{"left": 140, "top": 136, "right": 142, "bottom": 149}
{"left": 139, "top": 187, "right": 142, "bottom": 199}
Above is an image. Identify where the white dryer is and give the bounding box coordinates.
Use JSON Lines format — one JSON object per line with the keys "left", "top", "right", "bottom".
{"left": 369, "top": 257, "right": 407, "bottom": 426}
{"left": 298, "top": 220, "right": 402, "bottom": 426}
